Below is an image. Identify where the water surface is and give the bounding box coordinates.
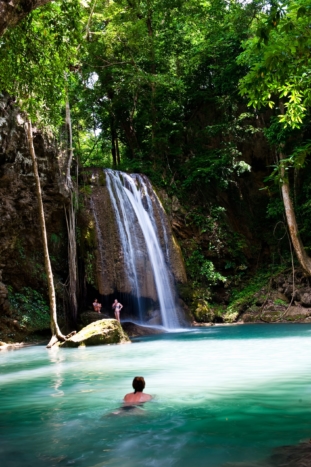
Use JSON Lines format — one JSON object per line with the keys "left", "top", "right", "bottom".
{"left": 1, "top": 324, "right": 311, "bottom": 467}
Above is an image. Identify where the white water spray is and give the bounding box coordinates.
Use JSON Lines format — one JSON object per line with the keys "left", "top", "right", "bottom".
{"left": 105, "top": 169, "right": 180, "bottom": 329}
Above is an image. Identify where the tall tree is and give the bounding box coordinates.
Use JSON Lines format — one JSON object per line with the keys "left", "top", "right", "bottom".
{"left": 26, "top": 118, "right": 67, "bottom": 347}
{"left": 238, "top": 0, "right": 311, "bottom": 275}
{"left": 76, "top": 0, "right": 258, "bottom": 177}
{"left": 0, "top": 0, "right": 83, "bottom": 343}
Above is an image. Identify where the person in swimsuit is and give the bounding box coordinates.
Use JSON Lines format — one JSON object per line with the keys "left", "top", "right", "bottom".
{"left": 110, "top": 377, "right": 152, "bottom": 415}
{"left": 112, "top": 299, "right": 123, "bottom": 322}
{"left": 93, "top": 299, "right": 101, "bottom": 314}
{"left": 123, "top": 376, "right": 152, "bottom": 404}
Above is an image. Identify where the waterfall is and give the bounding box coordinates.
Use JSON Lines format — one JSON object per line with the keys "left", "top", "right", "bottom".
{"left": 105, "top": 169, "right": 181, "bottom": 329}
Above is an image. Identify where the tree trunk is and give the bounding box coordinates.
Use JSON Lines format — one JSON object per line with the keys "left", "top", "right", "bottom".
{"left": 65, "top": 197, "right": 78, "bottom": 326}
{"left": 116, "top": 135, "right": 120, "bottom": 165}
{"left": 120, "top": 119, "right": 140, "bottom": 159}
{"left": 0, "top": 0, "right": 51, "bottom": 37}
{"left": 110, "top": 116, "right": 117, "bottom": 167}
{"left": 64, "top": 98, "right": 78, "bottom": 326}
{"left": 146, "top": 4, "right": 157, "bottom": 161}
{"left": 65, "top": 100, "right": 74, "bottom": 190}
{"left": 25, "top": 118, "right": 67, "bottom": 347}
{"left": 278, "top": 101, "right": 311, "bottom": 275}
{"left": 279, "top": 152, "right": 311, "bottom": 275}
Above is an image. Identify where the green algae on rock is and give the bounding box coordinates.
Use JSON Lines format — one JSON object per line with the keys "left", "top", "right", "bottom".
{"left": 60, "top": 319, "right": 130, "bottom": 348}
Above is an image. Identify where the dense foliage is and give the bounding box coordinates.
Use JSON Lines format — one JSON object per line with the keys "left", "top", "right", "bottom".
{"left": 7, "top": 286, "right": 50, "bottom": 330}
{"left": 1, "top": 0, "right": 311, "bottom": 310}
{"left": 0, "top": 0, "right": 82, "bottom": 124}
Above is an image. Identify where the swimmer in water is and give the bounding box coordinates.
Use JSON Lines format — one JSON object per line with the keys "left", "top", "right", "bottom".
{"left": 124, "top": 376, "right": 152, "bottom": 404}
{"left": 110, "top": 376, "right": 152, "bottom": 415}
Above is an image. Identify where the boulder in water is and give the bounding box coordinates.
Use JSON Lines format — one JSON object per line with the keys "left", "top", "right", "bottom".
{"left": 269, "top": 441, "right": 311, "bottom": 467}
{"left": 60, "top": 319, "right": 129, "bottom": 347}
{"left": 122, "top": 321, "right": 164, "bottom": 337}
{"left": 146, "top": 309, "right": 162, "bottom": 326}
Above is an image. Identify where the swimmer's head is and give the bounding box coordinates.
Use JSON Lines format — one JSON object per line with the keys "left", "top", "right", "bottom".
{"left": 132, "top": 376, "right": 145, "bottom": 393}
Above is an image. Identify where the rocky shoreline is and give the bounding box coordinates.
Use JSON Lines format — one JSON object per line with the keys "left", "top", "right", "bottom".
{"left": 227, "top": 440, "right": 311, "bottom": 467}
{"left": 0, "top": 339, "right": 47, "bottom": 351}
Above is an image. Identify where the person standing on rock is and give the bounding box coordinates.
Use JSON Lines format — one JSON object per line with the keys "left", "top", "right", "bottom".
{"left": 93, "top": 299, "right": 102, "bottom": 314}
{"left": 112, "top": 299, "right": 123, "bottom": 322}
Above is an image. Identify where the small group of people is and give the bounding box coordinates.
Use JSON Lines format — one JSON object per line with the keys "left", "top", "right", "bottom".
{"left": 91, "top": 300, "right": 150, "bottom": 410}
{"left": 92, "top": 298, "right": 123, "bottom": 323}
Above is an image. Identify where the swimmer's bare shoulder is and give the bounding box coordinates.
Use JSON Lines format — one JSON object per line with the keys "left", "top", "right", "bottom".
{"left": 123, "top": 392, "right": 153, "bottom": 403}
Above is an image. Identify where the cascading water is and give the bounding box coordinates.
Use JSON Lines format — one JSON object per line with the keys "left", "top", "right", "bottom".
{"left": 105, "top": 169, "right": 181, "bottom": 329}
{"left": 132, "top": 174, "right": 170, "bottom": 263}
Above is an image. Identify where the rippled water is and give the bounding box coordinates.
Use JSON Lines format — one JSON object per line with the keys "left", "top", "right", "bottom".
{"left": 1, "top": 324, "right": 311, "bottom": 467}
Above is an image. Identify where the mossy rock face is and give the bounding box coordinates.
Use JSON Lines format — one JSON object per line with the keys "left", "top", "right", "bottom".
{"left": 60, "top": 319, "right": 130, "bottom": 348}
{"left": 286, "top": 315, "right": 307, "bottom": 322}
{"left": 286, "top": 306, "right": 311, "bottom": 317}
{"left": 261, "top": 311, "right": 281, "bottom": 323}
{"left": 284, "top": 306, "right": 311, "bottom": 322}
{"left": 193, "top": 299, "right": 214, "bottom": 322}
{"left": 242, "top": 313, "right": 260, "bottom": 323}
{"left": 222, "top": 310, "right": 239, "bottom": 323}
{"left": 245, "top": 305, "right": 262, "bottom": 314}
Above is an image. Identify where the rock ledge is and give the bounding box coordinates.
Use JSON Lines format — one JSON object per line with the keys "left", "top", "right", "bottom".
{"left": 60, "top": 319, "right": 130, "bottom": 347}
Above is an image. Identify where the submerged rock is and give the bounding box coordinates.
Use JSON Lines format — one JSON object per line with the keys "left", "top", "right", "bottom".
{"left": 60, "top": 319, "right": 129, "bottom": 347}
{"left": 225, "top": 441, "right": 311, "bottom": 466}
{"left": 122, "top": 321, "right": 164, "bottom": 338}
{"left": 269, "top": 441, "right": 311, "bottom": 467}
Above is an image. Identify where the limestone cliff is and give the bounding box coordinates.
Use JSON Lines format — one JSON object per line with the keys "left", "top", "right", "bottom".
{"left": 0, "top": 94, "right": 69, "bottom": 342}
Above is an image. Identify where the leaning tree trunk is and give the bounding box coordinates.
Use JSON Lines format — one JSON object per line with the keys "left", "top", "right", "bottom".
{"left": 279, "top": 152, "right": 311, "bottom": 275}
{"left": 25, "top": 118, "right": 67, "bottom": 347}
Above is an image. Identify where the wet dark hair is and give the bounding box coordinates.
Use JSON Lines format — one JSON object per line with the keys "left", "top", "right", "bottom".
{"left": 132, "top": 376, "right": 145, "bottom": 393}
